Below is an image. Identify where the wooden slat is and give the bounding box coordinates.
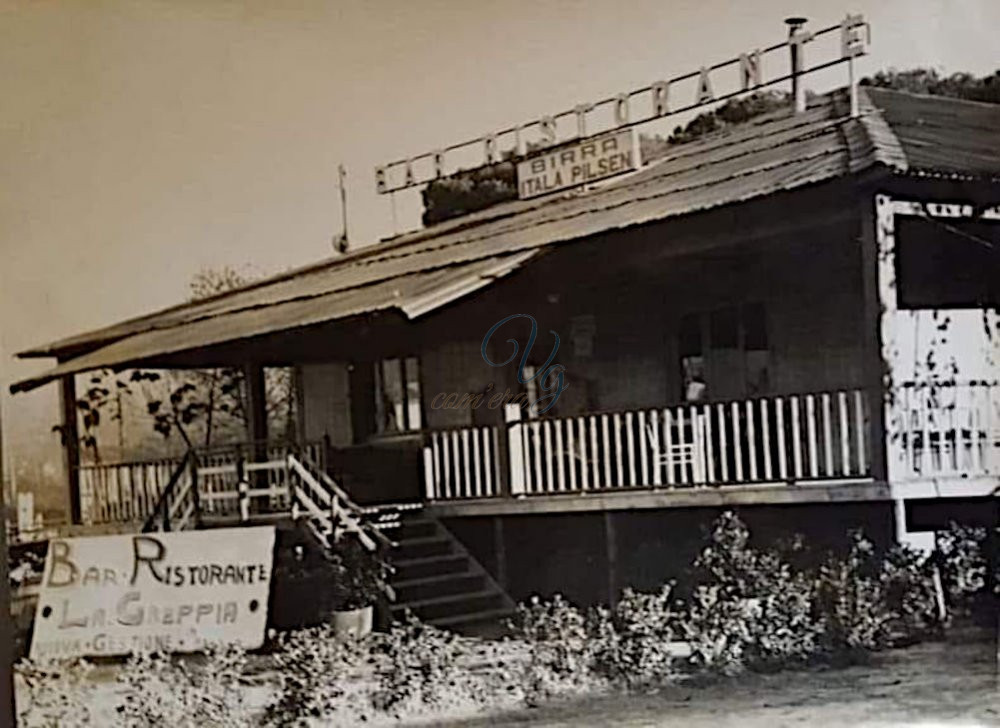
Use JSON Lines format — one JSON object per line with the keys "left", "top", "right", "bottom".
{"left": 566, "top": 418, "right": 578, "bottom": 491}
{"left": 745, "top": 400, "right": 757, "bottom": 481}
{"left": 791, "top": 396, "right": 803, "bottom": 479}
{"left": 760, "top": 399, "right": 772, "bottom": 481}
{"left": 472, "top": 427, "right": 483, "bottom": 498}
{"left": 613, "top": 413, "right": 624, "bottom": 487}
{"left": 854, "top": 390, "right": 866, "bottom": 475}
{"left": 664, "top": 408, "right": 676, "bottom": 486}
{"left": 637, "top": 411, "right": 649, "bottom": 486}
{"left": 578, "top": 418, "right": 589, "bottom": 490}
{"left": 838, "top": 391, "right": 850, "bottom": 475}
{"left": 531, "top": 422, "right": 543, "bottom": 494}
{"left": 589, "top": 416, "right": 600, "bottom": 488}
{"left": 649, "top": 410, "right": 662, "bottom": 486}
{"left": 806, "top": 394, "right": 819, "bottom": 478}
{"left": 702, "top": 404, "right": 715, "bottom": 484}
{"left": 676, "top": 407, "right": 687, "bottom": 485}
{"left": 601, "top": 414, "right": 612, "bottom": 488}
{"left": 731, "top": 402, "right": 743, "bottom": 482}
{"left": 625, "top": 412, "right": 636, "bottom": 486}
{"left": 555, "top": 417, "right": 567, "bottom": 491}
{"left": 543, "top": 420, "right": 555, "bottom": 493}
{"left": 716, "top": 403, "right": 729, "bottom": 482}
{"left": 822, "top": 393, "right": 834, "bottom": 476}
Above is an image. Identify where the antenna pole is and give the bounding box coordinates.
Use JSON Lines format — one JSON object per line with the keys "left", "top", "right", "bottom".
{"left": 334, "top": 164, "right": 349, "bottom": 254}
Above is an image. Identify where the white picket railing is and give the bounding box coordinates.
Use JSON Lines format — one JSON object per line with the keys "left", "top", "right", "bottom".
{"left": 509, "top": 390, "right": 871, "bottom": 495}
{"left": 889, "top": 381, "right": 1000, "bottom": 480}
{"left": 423, "top": 426, "right": 502, "bottom": 500}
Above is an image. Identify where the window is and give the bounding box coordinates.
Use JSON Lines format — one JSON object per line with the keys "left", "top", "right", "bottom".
{"left": 679, "top": 313, "right": 706, "bottom": 402}
{"left": 896, "top": 217, "right": 1000, "bottom": 309}
{"left": 373, "top": 357, "right": 422, "bottom": 434}
{"left": 677, "top": 304, "right": 769, "bottom": 401}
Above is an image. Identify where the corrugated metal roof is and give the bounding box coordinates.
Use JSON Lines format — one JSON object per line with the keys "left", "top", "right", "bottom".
{"left": 865, "top": 87, "right": 1000, "bottom": 179}
{"left": 13, "top": 87, "right": 1000, "bottom": 393}
{"left": 11, "top": 252, "right": 539, "bottom": 393}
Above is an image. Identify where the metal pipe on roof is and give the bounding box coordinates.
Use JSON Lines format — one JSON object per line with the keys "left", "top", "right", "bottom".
{"left": 785, "top": 17, "right": 811, "bottom": 114}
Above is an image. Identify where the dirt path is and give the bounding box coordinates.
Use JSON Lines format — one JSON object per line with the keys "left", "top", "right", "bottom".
{"left": 429, "top": 629, "right": 999, "bottom": 727}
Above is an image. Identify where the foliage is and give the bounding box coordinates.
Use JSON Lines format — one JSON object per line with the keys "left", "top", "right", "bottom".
{"left": 813, "top": 531, "right": 896, "bottom": 656}
{"left": 678, "top": 512, "right": 821, "bottom": 673}
{"left": 53, "top": 265, "right": 297, "bottom": 464}
{"left": 262, "top": 624, "right": 368, "bottom": 726}
{"left": 327, "top": 533, "right": 392, "bottom": 611}
{"left": 936, "top": 522, "right": 989, "bottom": 609}
{"left": 422, "top": 155, "right": 519, "bottom": 226}
{"left": 862, "top": 67, "right": 1000, "bottom": 104}
{"left": 370, "top": 614, "right": 474, "bottom": 716}
{"left": 16, "top": 658, "right": 95, "bottom": 728}
{"left": 511, "top": 593, "right": 596, "bottom": 704}
{"left": 115, "top": 644, "right": 253, "bottom": 727}
{"left": 879, "top": 543, "right": 941, "bottom": 639}
{"left": 588, "top": 586, "right": 682, "bottom": 689}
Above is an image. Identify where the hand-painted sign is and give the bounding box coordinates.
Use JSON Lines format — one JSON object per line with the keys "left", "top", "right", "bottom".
{"left": 30, "top": 526, "right": 276, "bottom": 659}
{"left": 375, "top": 14, "right": 869, "bottom": 195}
{"left": 516, "top": 129, "right": 637, "bottom": 200}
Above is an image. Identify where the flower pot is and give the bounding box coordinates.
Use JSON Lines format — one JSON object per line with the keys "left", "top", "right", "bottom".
{"left": 331, "top": 605, "right": 373, "bottom": 639}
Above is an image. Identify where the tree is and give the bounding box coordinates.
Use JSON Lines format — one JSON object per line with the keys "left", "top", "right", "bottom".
{"left": 55, "top": 265, "right": 297, "bottom": 463}
{"left": 861, "top": 68, "right": 1000, "bottom": 105}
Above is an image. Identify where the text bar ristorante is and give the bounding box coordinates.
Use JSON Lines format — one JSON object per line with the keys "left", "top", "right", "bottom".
{"left": 375, "top": 14, "right": 869, "bottom": 197}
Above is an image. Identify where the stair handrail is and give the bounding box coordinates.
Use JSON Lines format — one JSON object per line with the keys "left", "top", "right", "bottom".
{"left": 141, "top": 450, "right": 196, "bottom": 533}
{"left": 287, "top": 454, "right": 379, "bottom": 551}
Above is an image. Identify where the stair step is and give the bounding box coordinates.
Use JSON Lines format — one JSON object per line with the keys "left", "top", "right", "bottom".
{"left": 391, "top": 569, "right": 477, "bottom": 590}
{"left": 391, "top": 588, "right": 498, "bottom": 611}
{"left": 392, "top": 553, "right": 465, "bottom": 568}
{"left": 427, "top": 607, "right": 516, "bottom": 629}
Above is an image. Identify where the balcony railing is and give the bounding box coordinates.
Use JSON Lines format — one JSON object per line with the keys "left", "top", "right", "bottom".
{"left": 888, "top": 380, "right": 1000, "bottom": 481}
{"left": 422, "top": 389, "right": 873, "bottom": 500}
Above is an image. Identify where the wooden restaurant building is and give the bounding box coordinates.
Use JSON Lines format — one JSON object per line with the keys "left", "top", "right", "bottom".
{"left": 11, "top": 86, "right": 1000, "bottom": 627}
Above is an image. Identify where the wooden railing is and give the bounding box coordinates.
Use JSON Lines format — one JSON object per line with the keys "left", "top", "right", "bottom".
{"left": 511, "top": 390, "right": 871, "bottom": 495}
{"left": 889, "top": 381, "right": 1000, "bottom": 481}
{"left": 79, "top": 456, "right": 186, "bottom": 525}
{"left": 421, "top": 390, "right": 872, "bottom": 500}
{"left": 423, "top": 425, "right": 502, "bottom": 500}
{"left": 78, "top": 440, "right": 326, "bottom": 525}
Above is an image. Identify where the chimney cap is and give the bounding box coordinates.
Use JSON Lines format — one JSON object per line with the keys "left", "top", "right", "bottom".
{"left": 784, "top": 16, "right": 808, "bottom": 30}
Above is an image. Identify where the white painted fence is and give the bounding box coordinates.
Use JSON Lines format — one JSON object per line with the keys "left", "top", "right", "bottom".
{"left": 889, "top": 381, "right": 1000, "bottom": 480}
{"left": 422, "top": 390, "right": 873, "bottom": 500}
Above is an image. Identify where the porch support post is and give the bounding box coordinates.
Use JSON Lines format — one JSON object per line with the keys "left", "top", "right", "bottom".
{"left": 243, "top": 363, "right": 268, "bottom": 497}
{"left": 604, "top": 512, "right": 618, "bottom": 606}
{"left": 860, "top": 194, "right": 888, "bottom": 484}
{"left": 59, "top": 374, "right": 82, "bottom": 525}
{"left": 492, "top": 516, "right": 507, "bottom": 590}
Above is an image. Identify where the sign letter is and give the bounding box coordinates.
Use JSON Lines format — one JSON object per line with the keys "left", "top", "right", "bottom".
{"left": 652, "top": 81, "right": 670, "bottom": 116}
{"left": 613, "top": 93, "right": 629, "bottom": 127}
{"left": 739, "top": 51, "right": 761, "bottom": 91}
{"left": 696, "top": 67, "right": 714, "bottom": 105}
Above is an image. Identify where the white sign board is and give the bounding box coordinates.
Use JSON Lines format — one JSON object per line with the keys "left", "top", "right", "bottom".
{"left": 30, "top": 526, "right": 276, "bottom": 659}
{"left": 516, "top": 129, "right": 637, "bottom": 200}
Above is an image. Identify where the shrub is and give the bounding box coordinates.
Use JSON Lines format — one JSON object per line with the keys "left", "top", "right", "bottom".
{"left": 936, "top": 522, "right": 988, "bottom": 610}
{"left": 813, "top": 531, "right": 894, "bottom": 657}
{"left": 511, "top": 594, "right": 595, "bottom": 705}
{"left": 116, "top": 643, "right": 253, "bottom": 727}
{"left": 16, "top": 658, "right": 94, "bottom": 728}
{"left": 262, "top": 623, "right": 368, "bottom": 726}
{"left": 679, "top": 512, "right": 821, "bottom": 674}
{"left": 370, "top": 614, "right": 471, "bottom": 716}
{"left": 589, "top": 586, "right": 683, "bottom": 689}
{"left": 879, "top": 543, "right": 941, "bottom": 640}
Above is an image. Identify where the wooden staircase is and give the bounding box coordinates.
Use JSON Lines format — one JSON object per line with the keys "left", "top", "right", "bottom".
{"left": 389, "top": 513, "right": 516, "bottom": 631}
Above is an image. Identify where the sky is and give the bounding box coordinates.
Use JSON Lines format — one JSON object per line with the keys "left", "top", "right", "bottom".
{"left": 1, "top": 0, "right": 998, "bottom": 476}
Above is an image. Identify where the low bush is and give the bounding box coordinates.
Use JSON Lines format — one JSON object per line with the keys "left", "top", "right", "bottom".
{"left": 512, "top": 594, "right": 595, "bottom": 705}
{"left": 370, "top": 615, "right": 472, "bottom": 716}
{"left": 936, "top": 522, "right": 989, "bottom": 611}
{"left": 16, "top": 658, "right": 94, "bottom": 728}
{"left": 116, "top": 643, "right": 254, "bottom": 727}
{"left": 262, "top": 624, "right": 368, "bottom": 726}
{"left": 589, "top": 586, "right": 683, "bottom": 689}
{"left": 679, "top": 511, "right": 822, "bottom": 674}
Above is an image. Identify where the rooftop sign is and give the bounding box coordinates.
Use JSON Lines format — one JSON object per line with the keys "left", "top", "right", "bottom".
{"left": 375, "top": 14, "right": 869, "bottom": 199}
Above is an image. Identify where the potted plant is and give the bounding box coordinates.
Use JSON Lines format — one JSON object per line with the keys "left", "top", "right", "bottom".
{"left": 327, "top": 533, "right": 390, "bottom": 639}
